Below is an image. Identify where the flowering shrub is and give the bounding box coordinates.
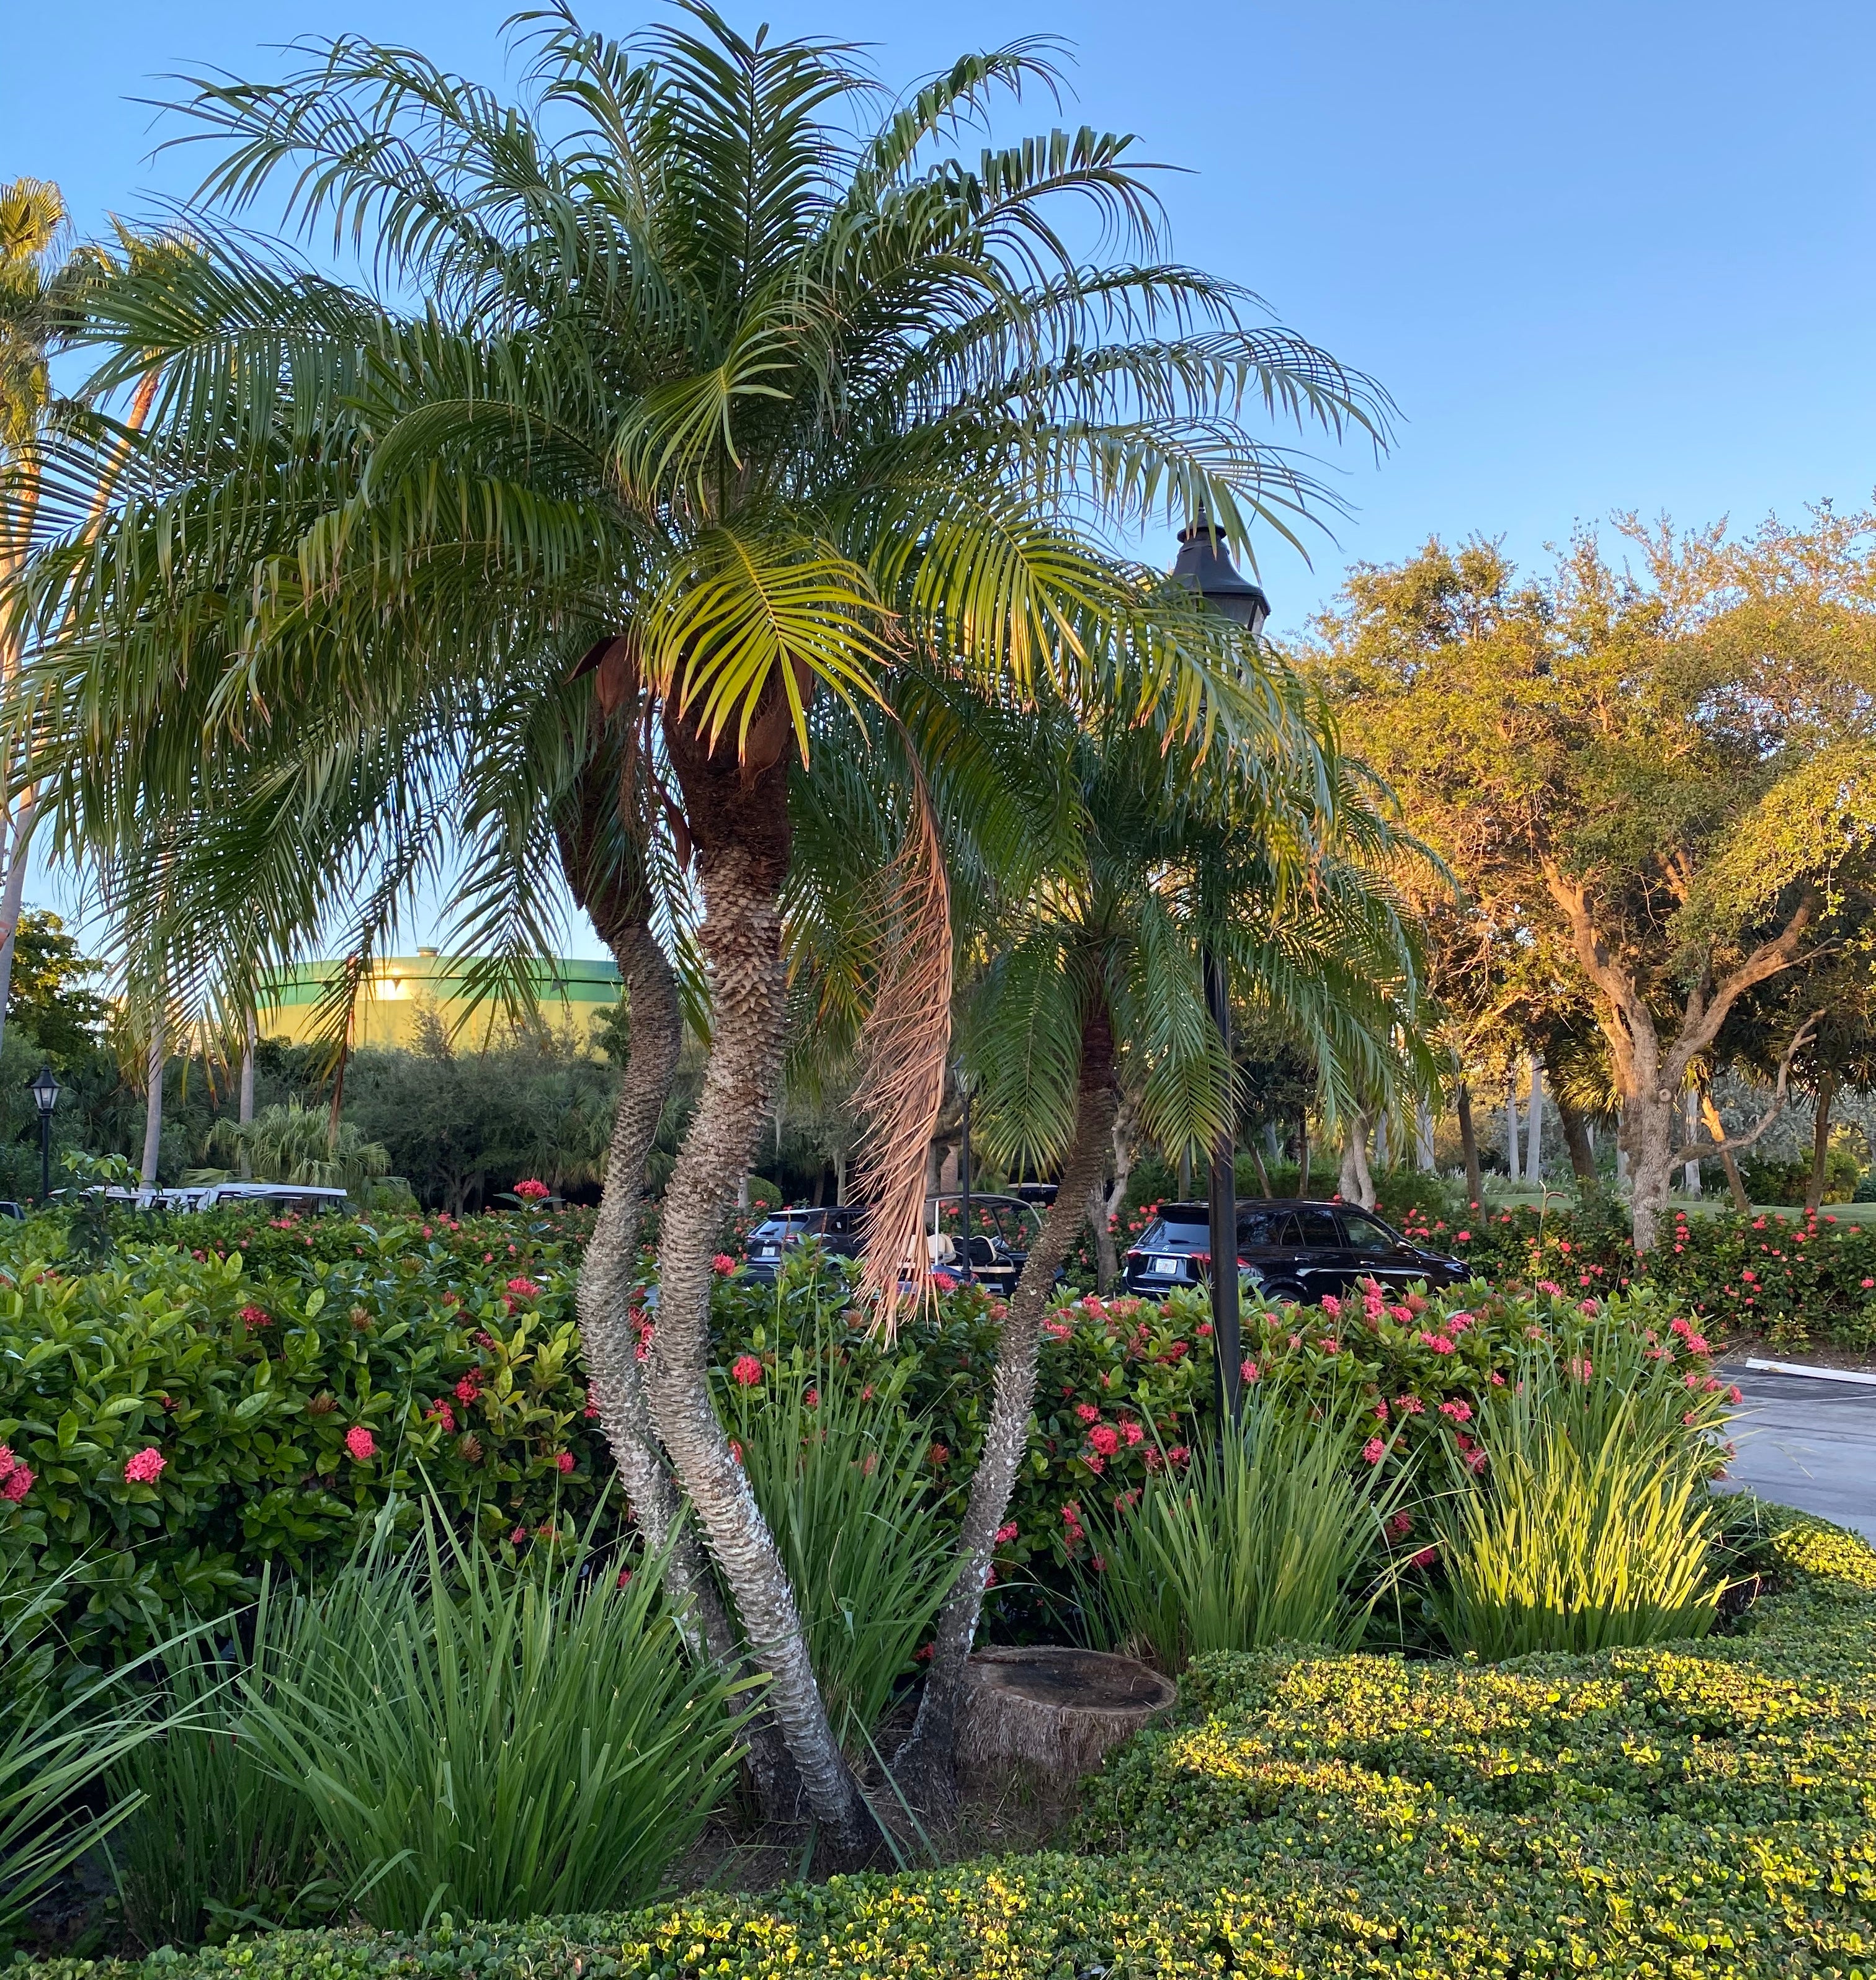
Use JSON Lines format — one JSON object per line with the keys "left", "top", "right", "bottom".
{"left": 1398, "top": 1194, "right": 1876, "bottom": 1347}
{"left": 0, "top": 1234, "right": 602, "bottom": 1662}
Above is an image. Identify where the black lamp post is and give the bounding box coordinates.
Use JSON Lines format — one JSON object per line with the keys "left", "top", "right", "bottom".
{"left": 28, "top": 1064, "right": 61, "bottom": 1204}
{"left": 955, "top": 1063, "right": 975, "bottom": 1284}
{"left": 1172, "top": 514, "right": 1270, "bottom": 1424}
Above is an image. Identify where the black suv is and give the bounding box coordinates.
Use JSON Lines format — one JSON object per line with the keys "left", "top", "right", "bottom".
{"left": 1122, "top": 1198, "right": 1468, "bottom": 1303}
{"left": 743, "top": 1206, "right": 865, "bottom": 1283}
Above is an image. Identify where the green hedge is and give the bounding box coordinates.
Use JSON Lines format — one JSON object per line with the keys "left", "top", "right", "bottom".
{"left": 1388, "top": 1192, "right": 1876, "bottom": 1349}
{"left": 0, "top": 1224, "right": 606, "bottom": 1660}
{"left": 3, "top": 1205, "right": 1730, "bottom": 1664}
{"left": 20, "top": 1507, "right": 1876, "bottom": 1979}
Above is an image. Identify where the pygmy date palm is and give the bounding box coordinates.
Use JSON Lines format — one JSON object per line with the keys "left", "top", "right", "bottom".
{"left": 898, "top": 694, "right": 1434, "bottom": 1798}
{"left": 9, "top": 6, "right": 1388, "bottom": 1852}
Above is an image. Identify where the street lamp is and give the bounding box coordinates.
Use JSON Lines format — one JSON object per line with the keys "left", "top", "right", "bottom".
{"left": 1172, "top": 512, "right": 1269, "bottom": 1424}
{"left": 27, "top": 1064, "right": 61, "bottom": 1204}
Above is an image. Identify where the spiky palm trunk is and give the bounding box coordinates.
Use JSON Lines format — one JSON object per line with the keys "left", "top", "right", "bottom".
{"left": 645, "top": 720, "right": 878, "bottom": 1863}
{"left": 898, "top": 1001, "right": 1118, "bottom": 1810}
{"left": 558, "top": 781, "right": 802, "bottom": 1817}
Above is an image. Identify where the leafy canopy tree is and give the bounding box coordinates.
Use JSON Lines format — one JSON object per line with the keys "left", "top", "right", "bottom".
{"left": 11, "top": 7, "right": 1387, "bottom": 1849}
{"left": 1313, "top": 517, "right": 1876, "bottom": 1250}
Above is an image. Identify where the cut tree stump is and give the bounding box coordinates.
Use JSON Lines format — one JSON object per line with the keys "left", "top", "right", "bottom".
{"left": 955, "top": 1646, "right": 1178, "bottom": 1788}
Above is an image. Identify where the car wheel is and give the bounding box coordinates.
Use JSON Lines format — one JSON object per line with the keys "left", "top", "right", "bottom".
{"left": 1263, "top": 1281, "right": 1305, "bottom": 1306}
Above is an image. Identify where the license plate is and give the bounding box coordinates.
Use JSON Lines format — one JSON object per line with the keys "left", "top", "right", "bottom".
{"left": 756, "top": 1244, "right": 780, "bottom": 1257}
{"left": 1150, "top": 1255, "right": 1180, "bottom": 1276}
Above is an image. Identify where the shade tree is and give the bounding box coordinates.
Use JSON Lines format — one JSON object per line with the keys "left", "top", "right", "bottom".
{"left": 1313, "top": 519, "right": 1876, "bottom": 1249}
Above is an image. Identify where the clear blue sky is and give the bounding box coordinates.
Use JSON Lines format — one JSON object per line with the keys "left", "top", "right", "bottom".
{"left": 8, "top": 0, "right": 1876, "bottom": 953}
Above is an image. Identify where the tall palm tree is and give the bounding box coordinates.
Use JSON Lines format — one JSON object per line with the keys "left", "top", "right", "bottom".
{"left": 8, "top": 7, "right": 1388, "bottom": 1854}
{"left": 895, "top": 695, "right": 1434, "bottom": 1801}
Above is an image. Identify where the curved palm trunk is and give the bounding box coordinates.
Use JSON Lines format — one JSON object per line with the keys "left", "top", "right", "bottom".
{"left": 557, "top": 779, "right": 802, "bottom": 1816}
{"left": 898, "top": 1001, "right": 1118, "bottom": 1811}
{"left": 645, "top": 718, "right": 878, "bottom": 1863}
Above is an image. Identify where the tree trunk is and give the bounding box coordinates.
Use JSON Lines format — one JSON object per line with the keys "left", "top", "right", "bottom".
{"left": 1806, "top": 1070, "right": 1839, "bottom": 1213}
{"left": 1702, "top": 1089, "right": 1749, "bottom": 1212}
{"left": 1455, "top": 1081, "right": 1482, "bottom": 1208}
{"left": 1091, "top": 1090, "right": 1138, "bottom": 1291}
{"left": 556, "top": 761, "right": 798, "bottom": 1819}
{"left": 1524, "top": 1061, "right": 1544, "bottom": 1181}
{"left": 140, "top": 1026, "right": 164, "bottom": 1187}
{"left": 1542, "top": 863, "right": 1815, "bottom": 1251}
{"left": 897, "top": 1001, "right": 1119, "bottom": 1813}
{"left": 1503, "top": 1075, "right": 1521, "bottom": 1184}
{"left": 1336, "top": 1108, "right": 1376, "bottom": 1208}
{"left": 1296, "top": 1120, "right": 1310, "bottom": 1197}
{"left": 1682, "top": 1087, "right": 1702, "bottom": 1197}
{"left": 1415, "top": 1099, "right": 1436, "bottom": 1172}
{"left": 1555, "top": 1089, "right": 1597, "bottom": 1185}
{"left": 0, "top": 799, "right": 35, "bottom": 1071}
{"left": 647, "top": 713, "right": 878, "bottom": 1864}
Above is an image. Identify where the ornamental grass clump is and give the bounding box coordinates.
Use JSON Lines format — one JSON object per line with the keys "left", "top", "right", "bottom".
{"left": 1430, "top": 1310, "right": 1727, "bottom": 1657}
{"left": 1086, "top": 1389, "right": 1409, "bottom": 1670}
{"left": 132, "top": 1502, "right": 748, "bottom": 1933}
{"left": 720, "top": 1328, "right": 956, "bottom": 1748}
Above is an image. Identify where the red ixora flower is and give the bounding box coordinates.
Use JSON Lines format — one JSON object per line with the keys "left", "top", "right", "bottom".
{"left": 1361, "top": 1436, "right": 1386, "bottom": 1465}
{"left": 994, "top": 1520, "right": 1020, "bottom": 1545}
{"left": 455, "top": 1373, "right": 482, "bottom": 1404}
{"left": 1410, "top": 1545, "right": 1438, "bottom": 1568}
{"left": 512, "top": 1178, "right": 552, "bottom": 1202}
{"left": 553, "top": 1450, "right": 575, "bottom": 1473}
{"left": 712, "top": 1254, "right": 739, "bottom": 1275}
{"left": 427, "top": 1399, "right": 457, "bottom": 1432}
{"left": 505, "top": 1277, "right": 542, "bottom": 1300}
{"left": 238, "top": 1303, "right": 272, "bottom": 1328}
{"left": 344, "top": 1425, "right": 376, "bottom": 1462}
{"left": 1088, "top": 1424, "right": 1120, "bottom": 1457}
{"left": 0, "top": 1463, "right": 32, "bottom": 1503}
{"left": 730, "top": 1353, "right": 763, "bottom": 1387}
{"left": 123, "top": 1447, "right": 166, "bottom": 1485}
{"left": 1075, "top": 1402, "right": 1101, "bottom": 1424}
{"left": 927, "top": 1442, "right": 951, "bottom": 1466}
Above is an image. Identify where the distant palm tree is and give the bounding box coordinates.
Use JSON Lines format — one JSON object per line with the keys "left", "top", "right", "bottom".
{"left": 199, "top": 1101, "right": 390, "bottom": 1192}
{"left": 12, "top": 7, "right": 1388, "bottom": 1851}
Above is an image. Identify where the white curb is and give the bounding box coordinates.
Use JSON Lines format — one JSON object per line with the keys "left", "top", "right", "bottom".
{"left": 1742, "top": 1357, "right": 1876, "bottom": 1388}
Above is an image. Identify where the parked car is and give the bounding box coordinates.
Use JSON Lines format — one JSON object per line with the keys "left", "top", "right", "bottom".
{"left": 1122, "top": 1198, "right": 1468, "bottom": 1303}
{"left": 743, "top": 1205, "right": 865, "bottom": 1283}
{"left": 158, "top": 1182, "right": 352, "bottom": 1216}
{"left": 924, "top": 1192, "right": 1043, "bottom": 1297}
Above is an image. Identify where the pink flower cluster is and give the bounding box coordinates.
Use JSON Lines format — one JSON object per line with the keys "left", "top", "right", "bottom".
{"left": 730, "top": 1353, "right": 763, "bottom": 1387}
{"left": 123, "top": 1446, "right": 166, "bottom": 1485}
{"left": 512, "top": 1178, "right": 552, "bottom": 1202}
{"left": 345, "top": 1425, "right": 376, "bottom": 1461}
{"left": 0, "top": 1444, "right": 34, "bottom": 1502}
{"left": 712, "top": 1254, "right": 739, "bottom": 1276}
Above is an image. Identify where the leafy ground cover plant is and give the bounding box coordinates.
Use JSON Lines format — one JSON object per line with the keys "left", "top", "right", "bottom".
{"left": 112, "top": 1504, "right": 746, "bottom": 1938}
{"left": 20, "top": 1505, "right": 1876, "bottom": 1977}
{"left": 1084, "top": 1388, "right": 1410, "bottom": 1667}
{"left": 1428, "top": 1312, "right": 1727, "bottom": 1656}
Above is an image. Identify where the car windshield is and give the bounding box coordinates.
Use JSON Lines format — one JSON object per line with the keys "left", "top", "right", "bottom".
{"left": 751, "top": 1215, "right": 818, "bottom": 1241}
{"left": 931, "top": 1197, "right": 1041, "bottom": 1246}
{"left": 1133, "top": 1216, "right": 1211, "bottom": 1253}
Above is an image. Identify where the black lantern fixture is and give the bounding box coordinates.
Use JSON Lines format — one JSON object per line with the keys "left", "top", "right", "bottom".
{"left": 1173, "top": 512, "right": 1268, "bottom": 1423}
{"left": 1171, "top": 513, "right": 1271, "bottom": 636}
{"left": 27, "top": 1064, "right": 61, "bottom": 1203}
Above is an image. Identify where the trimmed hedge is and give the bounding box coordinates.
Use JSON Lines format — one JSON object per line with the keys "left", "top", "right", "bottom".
{"left": 20, "top": 1507, "right": 1876, "bottom": 1979}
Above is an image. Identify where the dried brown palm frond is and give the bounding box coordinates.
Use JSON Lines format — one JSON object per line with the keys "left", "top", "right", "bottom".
{"left": 850, "top": 741, "right": 953, "bottom": 1337}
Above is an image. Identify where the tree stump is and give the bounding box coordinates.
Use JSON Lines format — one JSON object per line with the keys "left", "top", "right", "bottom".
{"left": 955, "top": 1646, "right": 1178, "bottom": 1788}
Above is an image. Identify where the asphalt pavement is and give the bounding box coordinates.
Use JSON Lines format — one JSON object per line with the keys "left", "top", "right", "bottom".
{"left": 1717, "top": 1363, "right": 1876, "bottom": 1541}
